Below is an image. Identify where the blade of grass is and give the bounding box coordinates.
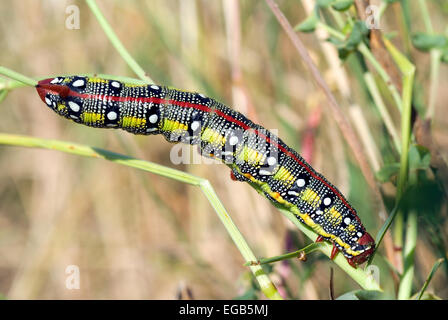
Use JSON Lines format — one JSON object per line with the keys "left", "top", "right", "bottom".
{"left": 85, "top": 0, "right": 154, "bottom": 83}
{"left": 416, "top": 258, "right": 444, "bottom": 300}
{"left": 382, "top": 38, "right": 416, "bottom": 299}
{"left": 0, "top": 66, "right": 37, "bottom": 87}
{"left": 244, "top": 242, "right": 325, "bottom": 266}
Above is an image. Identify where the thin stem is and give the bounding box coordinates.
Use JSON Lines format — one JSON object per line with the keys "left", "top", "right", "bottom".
{"left": 383, "top": 38, "right": 416, "bottom": 291}
{"left": 397, "top": 210, "right": 417, "bottom": 299}
{"left": 317, "top": 21, "right": 345, "bottom": 40}
{"left": 358, "top": 43, "right": 403, "bottom": 111}
{"left": 426, "top": 49, "right": 442, "bottom": 120}
{"left": 417, "top": 0, "right": 434, "bottom": 34}
{"left": 86, "top": 0, "right": 154, "bottom": 83}
{"left": 0, "top": 66, "right": 37, "bottom": 87}
{"left": 363, "top": 72, "right": 401, "bottom": 152}
{"left": 416, "top": 258, "right": 444, "bottom": 300}
{"left": 417, "top": 0, "right": 441, "bottom": 121}
{"left": 245, "top": 242, "right": 325, "bottom": 266}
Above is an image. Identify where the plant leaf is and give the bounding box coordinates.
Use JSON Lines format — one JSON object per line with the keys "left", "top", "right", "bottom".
{"left": 295, "top": 8, "right": 319, "bottom": 33}
{"left": 411, "top": 32, "right": 448, "bottom": 51}
{"left": 375, "top": 163, "right": 400, "bottom": 182}
{"left": 337, "top": 290, "right": 391, "bottom": 300}
{"left": 331, "top": 0, "right": 354, "bottom": 11}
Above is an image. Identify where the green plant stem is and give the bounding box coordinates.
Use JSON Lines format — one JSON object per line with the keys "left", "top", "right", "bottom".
{"left": 397, "top": 210, "right": 417, "bottom": 299}
{"left": 358, "top": 43, "right": 403, "bottom": 111}
{"left": 245, "top": 242, "right": 325, "bottom": 266}
{"left": 383, "top": 38, "right": 416, "bottom": 295}
{"left": 86, "top": 0, "right": 153, "bottom": 83}
{"left": 416, "top": 258, "right": 444, "bottom": 300}
{"left": 417, "top": 0, "right": 441, "bottom": 120}
{"left": 0, "top": 66, "right": 37, "bottom": 87}
{"left": 367, "top": 204, "right": 399, "bottom": 266}
{"left": 364, "top": 72, "right": 401, "bottom": 152}
{"left": 0, "top": 133, "right": 283, "bottom": 300}
{"left": 426, "top": 49, "right": 442, "bottom": 120}
{"left": 417, "top": 0, "right": 434, "bottom": 34}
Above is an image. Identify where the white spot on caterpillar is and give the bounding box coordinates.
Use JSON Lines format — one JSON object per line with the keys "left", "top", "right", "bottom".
{"left": 149, "top": 114, "right": 158, "bottom": 124}
{"left": 229, "top": 136, "right": 239, "bottom": 146}
{"left": 316, "top": 210, "right": 323, "bottom": 215}
{"left": 111, "top": 81, "right": 121, "bottom": 88}
{"left": 72, "top": 79, "right": 85, "bottom": 87}
{"left": 45, "top": 97, "right": 52, "bottom": 106}
{"left": 70, "top": 115, "right": 79, "bottom": 120}
{"left": 296, "top": 178, "right": 306, "bottom": 187}
{"left": 150, "top": 85, "right": 160, "bottom": 90}
{"left": 288, "top": 191, "right": 299, "bottom": 196}
{"left": 357, "top": 232, "right": 363, "bottom": 237}
{"left": 50, "top": 78, "right": 62, "bottom": 84}
{"left": 107, "top": 111, "right": 118, "bottom": 121}
{"left": 267, "top": 156, "right": 277, "bottom": 166}
{"left": 323, "top": 197, "right": 332, "bottom": 206}
{"left": 344, "top": 217, "right": 351, "bottom": 225}
{"left": 68, "top": 101, "right": 80, "bottom": 112}
{"left": 198, "top": 93, "right": 206, "bottom": 98}
{"left": 146, "top": 127, "right": 157, "bottom": 132}
{"left": 191, "top": 120, "right": 201, "bottom": 132}
{"left": 259, "top": 169, "right": 273, "bottom": 176}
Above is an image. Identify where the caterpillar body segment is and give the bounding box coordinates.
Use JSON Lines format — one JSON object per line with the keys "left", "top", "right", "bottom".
{"left": 36, "top": 76, "right": 375, "bottom": 267}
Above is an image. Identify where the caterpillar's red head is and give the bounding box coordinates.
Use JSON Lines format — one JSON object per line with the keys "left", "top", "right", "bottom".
{"left": 36, "top": 77, "right": 70, "bottom": 103}
{"left": 36, "top": 76, "right": 87, "bottom": 122}
{"left": 347, "top": 232, "right": 375, "bottom": 267}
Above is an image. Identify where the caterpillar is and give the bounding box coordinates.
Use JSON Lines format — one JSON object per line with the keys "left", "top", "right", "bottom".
{"left": 36, "top": 75, "right": 375, "bottom": 267}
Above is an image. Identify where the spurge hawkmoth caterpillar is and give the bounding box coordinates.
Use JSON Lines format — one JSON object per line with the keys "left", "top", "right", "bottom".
{"left": 36, "top": 76, "right": 375, "bottom": 267}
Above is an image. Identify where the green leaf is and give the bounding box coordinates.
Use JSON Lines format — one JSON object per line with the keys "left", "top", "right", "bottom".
{"left": 400, "top": 179, "right": 444, "bottom": 214}
{"left": 317, "top": 0, "right": 335, "bottom": 7}
{"left": 337, "top": 290, "right": 391, "bottom": 300}
{"left": 326, "top": 36, "right": 345, "bottom": 46}
{"left": 411, "top": 32, "right": 448, "bottom": 52}
{"left": 375, "top": 163, "right": 400, "bottom": 182}
{"left": 294, "top": 9, "right": 319, "bottom": 33}
{"left": 411, "top": 292, "right": 442, "bottom": 300}
{"left": 415, "top": 258, "right": 444, "bottom": 300}
{"left": 331, "top": 0, "right": 354, "bottom": 11}
{"left": 408, "top": 144, "right": 431, "bottom": 171}
{"left": 345, "top": 21, "right": 369, "bottom": 50}
{"left": 336, "top": 20, "right": 369, "bottom": 60}
{"left": 441, "top": 48, "right": 448, "bottom": 64}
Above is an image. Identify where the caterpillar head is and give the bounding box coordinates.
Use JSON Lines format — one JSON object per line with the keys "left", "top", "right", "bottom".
{"left": 347, "top": 232, "right": 375, "bottom": 267}
{"left": 36, "top": 76, "right": 86, "bottom": 122}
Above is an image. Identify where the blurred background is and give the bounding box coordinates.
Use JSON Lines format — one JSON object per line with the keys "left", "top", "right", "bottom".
{"left": 0, "top": 0, "right": 447, "bottom": 299}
